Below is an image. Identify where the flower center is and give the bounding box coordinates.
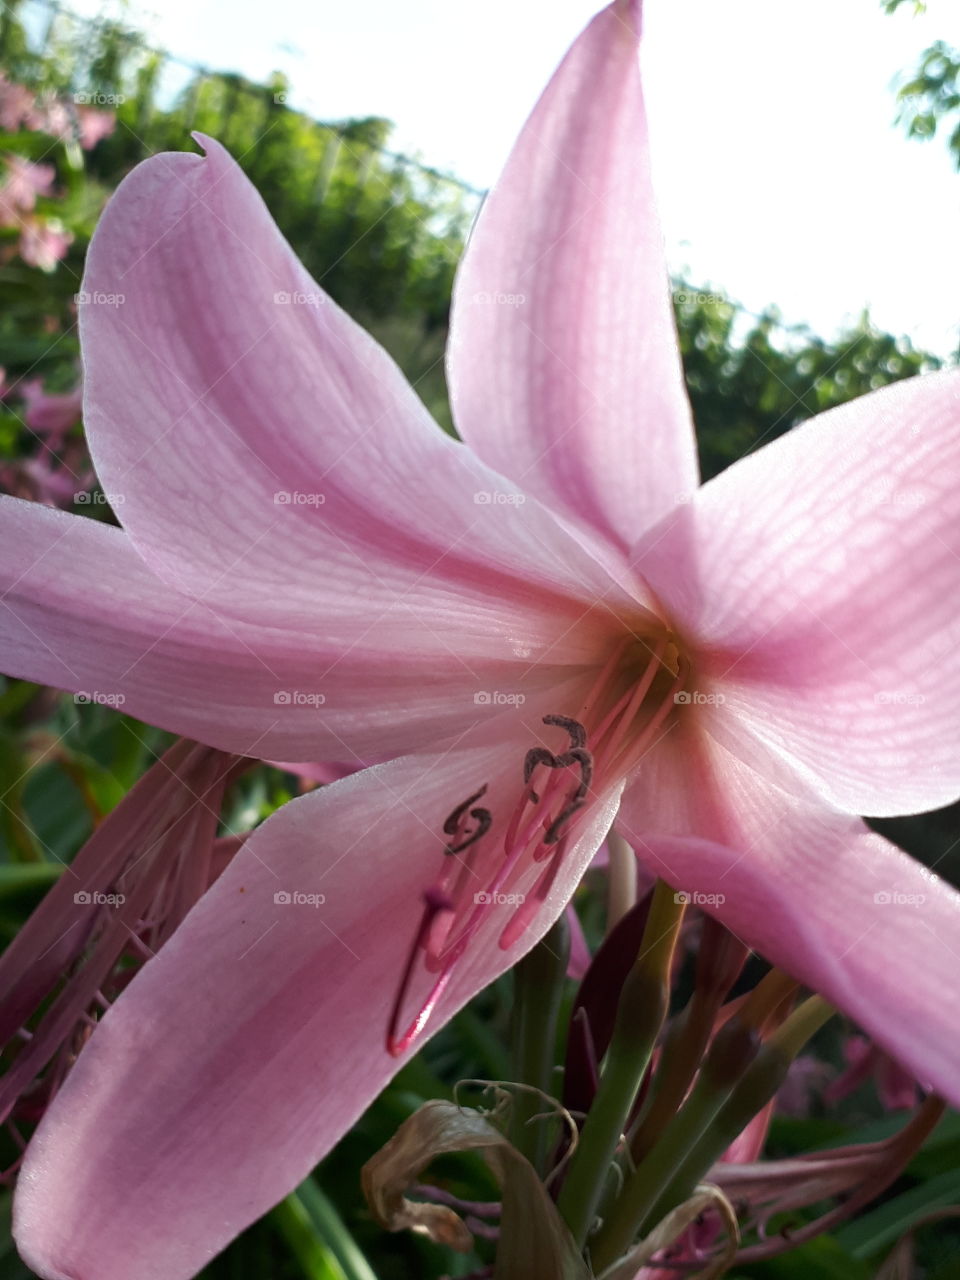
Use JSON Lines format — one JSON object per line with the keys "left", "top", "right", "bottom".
{"left": 386, "top": 626, "right": 688, "bottom": 1056}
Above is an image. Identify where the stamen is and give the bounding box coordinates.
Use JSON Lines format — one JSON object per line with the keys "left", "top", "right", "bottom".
{"left": 498, "top": 846, "right": 567, "bottom": 950}
{"left": 542, "top": 714, "right": 587, "bottom": 749}
{"left": 442, "top": 786, "right": 492, "bottom": 855}
{"left": 386, "top": 890, "right": 463, "bottom": 1057}
{"left": 387, "top": 624, "right": 694, "bottom": 1057}
{"left": 591, "top": 635, "right": 667, "bottom": 757}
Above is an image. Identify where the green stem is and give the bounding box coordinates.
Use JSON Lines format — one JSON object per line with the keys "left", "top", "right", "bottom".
{"left": 592, "top": 994, "right": 834, "bottom": 1272}
{"left": 272, "top": 1178, "right": 378, "bottom": 1280}
{"left": 629, "top": 920, "right": 748, "bottom": 1162}
{"left": 556, "top": 879, "right": 685, "bottom": 1250}
{"left": 509, "top": 913, "right": 571, "bottom": 1173}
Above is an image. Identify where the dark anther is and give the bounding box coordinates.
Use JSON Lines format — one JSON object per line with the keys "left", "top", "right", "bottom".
{"left": 442, "top": 785, "right": 492, "bottom": 855}
{"left": 544, "top": 798, "right": 586, "bottom": 845}
{"left": 542, "top": 714, "right": 587, "bottom": 749}
{"left": 523, "top": 747, "right": 558, "bottom": 798}
{"left": 524, "top": 717, "right": 593, "bottom": 804}
{"left": 558, "top": 747, "right": 593, "bottom": 801}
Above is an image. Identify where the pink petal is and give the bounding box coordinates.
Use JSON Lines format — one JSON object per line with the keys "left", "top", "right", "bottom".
{"left": 79, "top": 135, "right": 629, "bottom": 640}
{"left": 617, "top": 732, "right": 960, "bottom": 1105}
{"left": 447, "top": 0, "right": 697, "bottom": 553}
{"left": 15, "top": 738, "right": 623, "bottom": 1280}
{"left": 0, "top": 497, "right": 605, "bottom": 760}
{"left": 565, "top": 901, "right": 591, "bottom": 980}
{"left": 637, "top": 370, "right": 960, "bottom": 815}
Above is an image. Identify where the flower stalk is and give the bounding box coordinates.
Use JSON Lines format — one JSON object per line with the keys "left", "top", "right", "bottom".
{"left": 556, "top": 879, "right": 685, "bottom": 1249}
{"left": 592, "top": 993, "right": 834, "bottom": 1270}
{"left": 509, "top": 913, "right": 571, "bottom": 1174}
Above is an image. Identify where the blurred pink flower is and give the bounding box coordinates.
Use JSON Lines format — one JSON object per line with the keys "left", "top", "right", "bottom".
{"left": 76, "top": 106, "right": 116, "bottom": 150}
{"left": 0, "top": 75, "right": 36, "bottom": 132}
{"left": 0, "top": 448, "right": 92, "bottom": 508}
{"left": 776, "top": 1053, "right": 835, "bottom": 1117}
{"left": 29, "top": 96, "right": 72, "bottom": 142}
{"left": 0, "top": 1, "right": 959, "bottom": 1276}
{"left": 17, "top": 217, "right": 72, "bottom": 271}
{"left": 0, "top": 156, "right": 55, "bottom": 223}
{"left": 826, "top": 1034, "right": 920, "bottom": 1112}
{"left": 17, "top": 378, "right": 82, "bottom": 445}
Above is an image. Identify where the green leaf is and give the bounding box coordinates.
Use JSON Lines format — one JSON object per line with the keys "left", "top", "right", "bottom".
{"left": 273, "top": 1179, "right": 377, "bottom": 1280}
{"left": 835, "top": 1164, "right": 960, "bottom": 1257}
{"left": 728, "top": 1234, "right": 872, "bottom": 1279}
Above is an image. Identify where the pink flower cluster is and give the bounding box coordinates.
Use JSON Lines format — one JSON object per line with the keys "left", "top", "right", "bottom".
{"left": 0, "top": 72, "right": 116, "bottom": 271}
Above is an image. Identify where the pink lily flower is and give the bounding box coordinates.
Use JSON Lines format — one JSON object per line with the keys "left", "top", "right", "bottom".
{"left": 1, "top": 1, "right": 959, "bottom": 1275}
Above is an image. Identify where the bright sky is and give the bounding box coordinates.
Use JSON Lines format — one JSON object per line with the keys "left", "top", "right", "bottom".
{"left": 70, "top": 0, "right": 960, "bottom": 356}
